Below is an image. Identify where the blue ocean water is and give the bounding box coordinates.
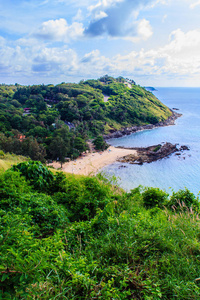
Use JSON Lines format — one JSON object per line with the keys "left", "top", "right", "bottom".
{"left": 101, "top": 88, "right": 200, "bottom": 195}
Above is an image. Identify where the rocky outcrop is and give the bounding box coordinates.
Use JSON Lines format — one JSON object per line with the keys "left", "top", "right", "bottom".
{"left": 117, "top": 143, "right": 189, "bottom": 165}
{"left": 104, "top": 111, "right": 182, "bottom": 140}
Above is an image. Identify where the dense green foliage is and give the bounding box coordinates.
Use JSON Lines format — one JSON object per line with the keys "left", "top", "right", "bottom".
{"left": 93, "top": 135, "right": 109, "bottom": 151}
{"left": 0, "top": 76, "right": 171, "bottom": 164}
{"left": 1, "top": 162, "right": 200, "bottom": 299}
{"left": 142, "top": 187, "right": 169, "bottom": 208}
{"left": 11, "top": 161, "right": 54, "bottom": 192}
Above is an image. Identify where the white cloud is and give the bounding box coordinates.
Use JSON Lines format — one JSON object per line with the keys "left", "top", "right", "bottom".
{"left": 93, "top": 11, "right": 108, "bottom": 21}
{"left": 0, "top": 44, "right": 31, "bottom": 76}
{"left": 159, "top": 29, "right": 200, "bottom": 74}
{"left": 32, "top": 47, "right": 78, "bottom": 73}
{"left": 190, "top": 0, "right": 200, "bottom": 9}
{"left": 112, "top": 28, "right": 200, "bottom": 76}
{"left": 73, "top": 9, "right": 84, "bottom": 22}
{"left": 123, "top": 19, "right": 153, "bottom": 42}
{"left": 1, "top": 16, "right": 200, "bottom": 86}
{"left": 34, "top": 18, "right": 84, "bottom": 42}
{"left": 84, "top": 0, "right": 156, "bottom": 40}
{"left": 88, "top": 0, "right": 124, "bottom": 12}
{"left": 137, "top": 19, "right": 153, "bottom": 40}
{"left": 0, "top": 35, "right": 79, "bottom": 82}
{"left": 80, "top": 49, "right": 113, "bottom": 75}
{"left": 78, "top": 28, "right": 200, "bottom": 80}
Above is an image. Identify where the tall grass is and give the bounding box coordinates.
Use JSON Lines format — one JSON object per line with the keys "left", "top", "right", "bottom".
{"left": 0, "top": 162, "right": 200, "bottom": 299}
{"left": 0, "top": 151, "right": 28, "bottom": 172}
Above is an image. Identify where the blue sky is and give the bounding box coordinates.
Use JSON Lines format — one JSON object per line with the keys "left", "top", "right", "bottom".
{"left": 1, "top": 0, "right": 200, "bottom": 86}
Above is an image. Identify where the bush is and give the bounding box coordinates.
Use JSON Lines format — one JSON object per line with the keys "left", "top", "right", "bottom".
{"left": 0, "top": 170, "right": 31, "bottom": 207}
{"left": 168, "top": 188, "right": 199, "bottom": 211}
{"left": 0, "top": 149, "right": 5, "bottom": 157}
{"left": 11, "top": 161, "right": 54, "bottom": 192}
{"left": 53, "top": 175, "right": 111, "bottom": 221}
{"left": 142, "top": 187, "right": 168, "bottom": 208}
{"left": 93, "top": 135, "right": 109, "bottom": 151}
{"left": 20, "top": 193, "right": 69, "bottom": 235}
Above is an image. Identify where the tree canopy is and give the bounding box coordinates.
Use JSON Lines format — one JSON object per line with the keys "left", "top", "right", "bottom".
{"left": 0, "top": 77, "right": 171, "bottom": 164}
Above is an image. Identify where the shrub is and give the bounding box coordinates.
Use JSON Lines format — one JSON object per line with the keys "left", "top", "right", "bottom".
{"left": 20, "top": 193, "right": 69, "bottom": 235}
{"left": 168, "top": 188, "right": 199, "bottom": 211}
{"left": 0, "top": 149, "right": 5, "bottom": 157}
{"left": 93, "top": 135, "right": 109, "bottom": 151}
{"left": 11, "top": 161, "right": 54, "bottom": 192}
{"left": 53, "top": 175, "right": 111, "bottom": 221}
{"left": 0, "top": 170, "right": 31, "bottom": 207}
{"left": 142, "top": 187, "right": 168, "bottom": 208}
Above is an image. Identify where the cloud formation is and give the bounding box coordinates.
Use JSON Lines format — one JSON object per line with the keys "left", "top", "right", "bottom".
{"left": 32, "top": 47, "right": 78, "bottom": 74}
{"left": 84, "top": 0, "right": 155, "bottom": 40}
{"left": 1, "top": 0, "right": 200, "bottom": 86}
{"left": 1, "top": 26, "right": 200, "bottom": 85}
{"left": 111, "top": 28, "right": 200, "bottom": 77}
{"left": 34, "top": 18, "right": 84, "bottom": 42}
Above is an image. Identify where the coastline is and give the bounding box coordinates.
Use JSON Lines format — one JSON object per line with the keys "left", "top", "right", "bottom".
{"left": 50, "top": 111, "right": 182, "bottom": 176}
{"left": 49, "top": 146, "right": 137, "bottom": 176}
{"left": 103, "top": 110, "right": 181, "bottom": 140}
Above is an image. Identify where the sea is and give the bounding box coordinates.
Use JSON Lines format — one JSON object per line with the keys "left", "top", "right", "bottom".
{"left": 101, "top": 88, "right": 200, "bottom": 196}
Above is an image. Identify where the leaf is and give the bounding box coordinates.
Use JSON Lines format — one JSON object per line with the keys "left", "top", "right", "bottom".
{"left": 1, "top": 273, "right": 9, "bottom": 282}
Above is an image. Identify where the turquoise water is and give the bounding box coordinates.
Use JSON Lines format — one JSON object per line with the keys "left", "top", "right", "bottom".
{"left": 101, "top": 88, "right": 200, "bottom": 195}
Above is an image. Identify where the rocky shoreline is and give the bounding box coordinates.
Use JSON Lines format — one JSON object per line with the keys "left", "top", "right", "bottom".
{"left": 117, "top": 143, "right": 189, "bottom": 165}
{"left": 104, "top": 110, "right": 182, "bottom": 140}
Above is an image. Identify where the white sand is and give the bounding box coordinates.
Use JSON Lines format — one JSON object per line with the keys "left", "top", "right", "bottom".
{"left": 50, "top": 146, "right": 137, "bottom": 176}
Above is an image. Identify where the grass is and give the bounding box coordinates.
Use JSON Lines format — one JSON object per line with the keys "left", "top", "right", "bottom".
{"left": 0, "top": 152, "right": 28, "bottom": 172}
{"left": 0, "top": 158, "right": 200, "bottom": 299}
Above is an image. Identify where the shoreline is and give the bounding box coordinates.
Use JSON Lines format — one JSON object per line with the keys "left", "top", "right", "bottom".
{"left": 103, "top": 110, "right": 181, "bottom": 140}
{"left": 49, "top": 111, "right": 182, "bottom": 176}
{"left": 49, "top": 146, "right": 137, "bottom": 176}
{"left": 117, "top": 143, "right": 189, "bottom": 165}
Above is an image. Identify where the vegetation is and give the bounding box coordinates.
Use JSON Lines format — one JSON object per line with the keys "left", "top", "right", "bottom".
{"left": 0, "top": 160, "right": 200, "bottom": 299}
{"left": 0, "top": 76, "right": 171, "bottom": 165}
{"left": 93, "top": 135, "right": 109, "bottom": 151}
{"left": 0, "top": 151, "right": 28, "bottom": 171}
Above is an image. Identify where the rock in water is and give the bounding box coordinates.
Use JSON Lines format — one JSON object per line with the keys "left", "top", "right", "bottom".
{"left": 118, "top": 142, "right": 189, "bottom": 164}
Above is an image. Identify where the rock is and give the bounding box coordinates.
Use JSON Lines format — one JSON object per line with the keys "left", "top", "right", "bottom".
{"left": 118, "top": 165, "right": 127, "bottom": 169}
{"left": 179, "top": 145, "right": 190, "bottom": 151}
{"left": 103, "top": 111, "right": 182, "bottom": 140}
{"left": 117, "top": 142, "right": 189, "bottom": 165}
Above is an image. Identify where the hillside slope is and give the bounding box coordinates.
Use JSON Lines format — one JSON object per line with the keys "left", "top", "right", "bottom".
{"left": 0, "top": 161, "right": 200, "bottom": 299}
{"left": 0, "top": 76, "right": 171, "bottom": 163}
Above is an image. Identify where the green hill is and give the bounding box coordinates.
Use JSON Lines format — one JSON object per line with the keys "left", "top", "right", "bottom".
{"left": 0, "top": 76, "right": 171, "bottom": 164}
{"left": 0, "top": 161, "right": 200, "bottom": 299}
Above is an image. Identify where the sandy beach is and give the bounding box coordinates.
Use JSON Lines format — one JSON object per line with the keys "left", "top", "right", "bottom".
{"left": 49, "top": 146, "right": 137, "bottom": 176}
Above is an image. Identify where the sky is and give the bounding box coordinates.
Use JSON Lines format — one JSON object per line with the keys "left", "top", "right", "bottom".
{"left": 1, "top": 0, "right": 200, "bottom": 86}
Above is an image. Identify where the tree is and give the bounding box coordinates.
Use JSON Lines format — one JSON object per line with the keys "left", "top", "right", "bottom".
{"left": 93, "top": 135, "right": 109, "bottom": 151}
{"left": 49, "top": 126, "right": 72, "bottom": 166}
{"left": 49, "top": 136, "right": 69, "bottom": 168}
{"left": 74, "top": 136, "right": 88, "bottom": 153}
{"left": 21, "top": 137, "right": 46, "bottom": 162}
{"left": 10, "top": 115, "right": 22, "bottom": 130}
